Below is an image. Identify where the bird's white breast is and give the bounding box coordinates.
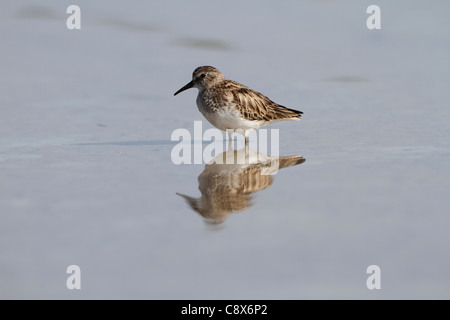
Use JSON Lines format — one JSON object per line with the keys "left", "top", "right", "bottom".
{"left": 196, "top": 97, "right": 263, "bottom": 131}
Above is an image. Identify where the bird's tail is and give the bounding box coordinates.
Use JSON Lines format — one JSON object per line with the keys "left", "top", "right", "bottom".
{"left": 273, "top": 105, "right": 303, "bottom": 121}
{"left": 284, "top": 107, "right": 303, "bottom": 120}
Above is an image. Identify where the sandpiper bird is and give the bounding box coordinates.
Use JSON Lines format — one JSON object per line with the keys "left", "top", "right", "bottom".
{"left": 174, "top": 66, "right": 303, "bottom": 140}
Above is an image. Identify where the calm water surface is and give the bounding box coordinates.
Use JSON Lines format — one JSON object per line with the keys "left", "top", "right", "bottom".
{"left": 1, "top": 0, "right": 449, "bottom": 298}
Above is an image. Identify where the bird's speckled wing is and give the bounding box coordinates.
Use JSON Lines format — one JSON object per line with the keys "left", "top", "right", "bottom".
{"left": 223, "top": 80, "right": 303, "bottom": 122}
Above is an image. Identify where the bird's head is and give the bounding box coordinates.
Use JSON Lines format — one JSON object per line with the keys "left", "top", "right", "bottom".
{"left": 174, "top": 66, "right": 224, "bottom": 95}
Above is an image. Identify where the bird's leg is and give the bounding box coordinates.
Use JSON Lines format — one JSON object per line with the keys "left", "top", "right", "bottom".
{"left": 227, "top": 129, "right": 233, "bottom": 151}
{"left": 244, "top": 130, "right": 250, "bottom": 161}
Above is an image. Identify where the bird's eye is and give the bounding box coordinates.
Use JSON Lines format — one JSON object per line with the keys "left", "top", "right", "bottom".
{"left": 200, "top": 74, "right": 206, "bottom": 78}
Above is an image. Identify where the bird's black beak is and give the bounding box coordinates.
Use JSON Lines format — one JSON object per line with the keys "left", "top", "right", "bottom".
{"left": 174, "top": 80, "right": 194, "bottom": 96}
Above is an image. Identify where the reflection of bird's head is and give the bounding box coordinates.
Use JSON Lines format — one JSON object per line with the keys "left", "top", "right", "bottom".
{"left": 177, "top": 187, "right": 253, "bottom": 226}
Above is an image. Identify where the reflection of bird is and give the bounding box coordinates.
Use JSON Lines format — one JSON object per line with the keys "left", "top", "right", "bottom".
{"left": 177, "top": 149, "right": 305, "bottom": 226}
{"left": 174, "top": 66, "right": 303, "bottom": 141}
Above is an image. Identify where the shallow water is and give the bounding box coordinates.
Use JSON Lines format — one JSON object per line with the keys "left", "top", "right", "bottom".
{"left": 1, "top": 0, "right": 450, "bottom": 299}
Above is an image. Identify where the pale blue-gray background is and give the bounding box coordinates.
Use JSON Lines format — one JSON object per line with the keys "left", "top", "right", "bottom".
{"left": 1, "top": 0, "right": 449, "bottom": 299}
